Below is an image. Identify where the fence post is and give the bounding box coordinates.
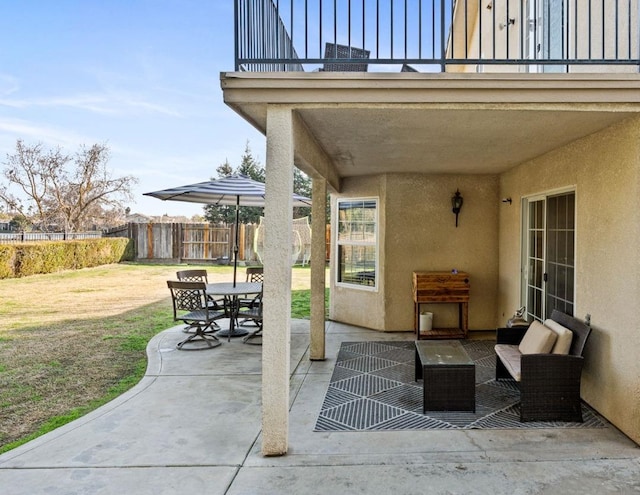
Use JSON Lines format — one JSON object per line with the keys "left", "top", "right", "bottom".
{"left": 131, "top": 223, "right": 138, "bottom": 260}
{"left": 174, "top": 223, "right": 181, "bottom": 262}
{"left": 146, "top": 223, "right": 154, "bottom": 259}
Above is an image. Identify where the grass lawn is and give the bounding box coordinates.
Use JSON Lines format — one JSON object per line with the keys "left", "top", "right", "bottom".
{"left": 0, "top": 262, "right": 324, "bottom": 454}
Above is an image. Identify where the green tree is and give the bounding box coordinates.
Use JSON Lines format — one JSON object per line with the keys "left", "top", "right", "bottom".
{"left": 9, "top": 214, "right": 30, "bottom": 231}
{"left": 237, "top": 142, "right": 265, "bottom": 183}
{"left": 204, "top": 143, "right": 265, "bottom": 225}
{"left": 293, "top": 169, "right": 312, "bottom": 219}
{"left": 216, "top": 159, "right": 233, "bottom": 178}
{"left": 205, "top": 159, "right": 236, "bottom": 224}
{"left": 203, "top": 142, "right": 314, "bottom": 225}
{"left": 235, "top": 143, "right": 265, "bottom": 224}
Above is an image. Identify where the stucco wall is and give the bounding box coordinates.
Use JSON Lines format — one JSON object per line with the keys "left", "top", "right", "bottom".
{"left": 449, "top": 0, "right": 639, "bottom": 74}
{"left": 330, "top": 175, "right": 387, "bottom": 330}
{"left": 330, "top": 173, "right": 500, "bottom": 332}
{"left": 499, "top": 115, "right": 640, "bottom": 444}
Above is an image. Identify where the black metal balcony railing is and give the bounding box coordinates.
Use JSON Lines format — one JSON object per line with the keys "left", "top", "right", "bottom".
{"left": 234, "top": 0, "right": 640, "bottom": 72}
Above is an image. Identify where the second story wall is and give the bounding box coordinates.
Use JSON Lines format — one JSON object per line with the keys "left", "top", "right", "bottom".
{"left": 448, "top": 0, "right": 639, "bottom": 73}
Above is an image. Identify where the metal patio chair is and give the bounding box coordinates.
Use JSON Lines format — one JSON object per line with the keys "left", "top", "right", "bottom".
{"left": 237, "top": 290, "right": 263, "bottom": 345}
{"left": 238, "top": 266, "right": 264, "bottom": 327}
{"left": 245, "top": 266, "right": 264, "bottom": 284}
{"left": 176, "top": 269, "right": 224, "bottom": 331}
{"left": 322, "top": 43, "right": 370, "bottom": 72}
{"left": 167, "top": 280, "right": 226, "bottom": 350}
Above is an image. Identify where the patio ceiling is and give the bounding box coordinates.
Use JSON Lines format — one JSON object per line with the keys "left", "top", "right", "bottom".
{"left": 294, "top": 106, "right": 633, "bottom": 175}
{"left": 221, "top": 72, "right": 640, "bottom": 183}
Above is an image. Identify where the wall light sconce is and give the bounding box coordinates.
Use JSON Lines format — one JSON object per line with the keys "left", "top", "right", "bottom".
{"left": 451, "top": 189, "right": 464, "bottom": 227}
{"left": 502, "top": 197, "right": 512, "bottom": 205}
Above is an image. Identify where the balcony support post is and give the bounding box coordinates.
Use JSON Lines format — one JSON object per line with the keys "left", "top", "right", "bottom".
{"left": 310, "top": 176, "right": 327, "bottom": 361}
{"left": 262, "top": 104, "right": 294, "bottom": 456}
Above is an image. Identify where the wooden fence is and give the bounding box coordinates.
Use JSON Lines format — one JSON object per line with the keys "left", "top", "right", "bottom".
{"left": 105, "top": 222, "right": 331, "bottom": 264}
{"left": 106, "top": 223, "right": 233, "bottom": 263}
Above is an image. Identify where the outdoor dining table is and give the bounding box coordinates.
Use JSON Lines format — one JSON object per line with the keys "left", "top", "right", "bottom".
{"left": 206, "top": 282, "right": 263, "bottom": 339}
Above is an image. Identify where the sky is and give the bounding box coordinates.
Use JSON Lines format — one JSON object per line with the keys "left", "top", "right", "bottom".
{"left": 0, "top": 0, "right": 264, "bottom": 218}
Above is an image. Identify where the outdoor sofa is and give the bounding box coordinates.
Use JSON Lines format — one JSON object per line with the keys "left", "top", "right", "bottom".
{"left": 495, "top": 309, "right": 592, "bottom": 422}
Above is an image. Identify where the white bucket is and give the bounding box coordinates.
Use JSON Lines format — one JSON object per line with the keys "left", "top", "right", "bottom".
{"left": 419, "top": 312, "right": 433, "bottom": 333}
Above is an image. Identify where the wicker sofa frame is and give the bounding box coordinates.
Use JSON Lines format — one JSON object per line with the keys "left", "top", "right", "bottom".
{"left": 496, "top": 309, "right": 592, "bottom": 422}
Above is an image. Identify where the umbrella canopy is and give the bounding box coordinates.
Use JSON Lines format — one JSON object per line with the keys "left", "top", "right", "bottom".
{"left": 144, "top": 174, "right": 312, "bottom": 286}
{"left": 143, "top": 173, "right": 311, "bottom": 208}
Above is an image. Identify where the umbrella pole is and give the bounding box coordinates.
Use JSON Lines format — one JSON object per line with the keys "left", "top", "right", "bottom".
{"left": 233, "top": 196, "right": 240, "bottom": 287}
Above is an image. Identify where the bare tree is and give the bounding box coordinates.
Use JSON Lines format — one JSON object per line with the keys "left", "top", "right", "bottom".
{"left": 1, "top": 140, "right": 64, "bottom": 231}
{"left": 1, "top": 140, "right": 138, "bottom": 232}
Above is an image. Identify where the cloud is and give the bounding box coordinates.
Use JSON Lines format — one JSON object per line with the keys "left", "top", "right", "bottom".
{"left": 0, "top": 118, "right": 93, "bottom": 151}
{"left": 0, "top": 91, "right": 182, "bottom": 117}
{"left": 0, "top": 74, "right": 20, "bottom": 96}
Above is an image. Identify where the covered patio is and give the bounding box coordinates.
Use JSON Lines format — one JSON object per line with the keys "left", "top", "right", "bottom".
{"left": 221, "top": 72, "right": 640, "bottom": 455}
{"left": 0, "top": 319, "right": 638, "bottom": 494}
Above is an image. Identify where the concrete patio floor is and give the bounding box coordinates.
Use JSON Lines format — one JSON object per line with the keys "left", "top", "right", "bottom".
{"left": 1, "top": 319, "right": 639, "bottom": 494}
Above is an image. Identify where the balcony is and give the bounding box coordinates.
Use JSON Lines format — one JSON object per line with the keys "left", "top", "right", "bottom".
{"left": 234, "top": 0, "right": 640, "bottom": 72}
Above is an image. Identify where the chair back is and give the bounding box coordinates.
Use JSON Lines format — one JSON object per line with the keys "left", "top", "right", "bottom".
{"left": 167, "top": 280, "right": 207, "bottom": 317}
{"left": 238, "top": 291, "right": 263, "bottom": 321}
{"left": 245, "top": 266, "right": 264, "bottom": 283}
{"left": 550, "top": 309, "right": 592, "bottom": 357}
{"left": 323, "top": 43, "right": 370, "bottom": 72}
{"left": 401, "top": 64, "right": 418, "bottom": 72}
{"left": 176, "top": 269, "right": 209, "bottom": 283}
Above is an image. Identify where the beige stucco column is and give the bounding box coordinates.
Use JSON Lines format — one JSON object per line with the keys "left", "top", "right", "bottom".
{"left": 310, "top": 177, "right": 327, "bottom": 360}
{"left": 262, "top": 105, "right": 293, "bottom": 456}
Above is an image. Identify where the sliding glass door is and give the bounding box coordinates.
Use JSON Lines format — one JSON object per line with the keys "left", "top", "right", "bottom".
{"left": 526, "top": 0, "right": 567, "bottom": 73}
{"left": 522, "top": 190, "right": 575, "bottom": 322}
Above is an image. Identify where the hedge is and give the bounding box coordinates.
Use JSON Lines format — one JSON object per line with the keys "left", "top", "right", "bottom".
{"left": 0, "top": 238, "right": 134, "bottom": 279}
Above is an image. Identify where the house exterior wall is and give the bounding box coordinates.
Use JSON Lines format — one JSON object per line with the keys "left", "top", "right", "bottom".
{"left": 448, "top": 0, "right": 639, "bottom": 74}
{"left": 499, "top": 115, "right": 640, "bottom": 444}
{"left": 330, "top": 175, "right": 387, "bottom": 330}
{"left": 330, "top": 173, "right": 500, "bottom": 332}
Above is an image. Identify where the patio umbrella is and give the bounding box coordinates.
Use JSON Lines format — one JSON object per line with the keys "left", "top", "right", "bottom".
{"left": 144, "top": 174, "right": 311, "bottom": 286}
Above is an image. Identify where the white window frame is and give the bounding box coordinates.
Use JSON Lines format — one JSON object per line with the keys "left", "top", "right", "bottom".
{"left": 335, "top": 197, "right": 379, "bottom": 291}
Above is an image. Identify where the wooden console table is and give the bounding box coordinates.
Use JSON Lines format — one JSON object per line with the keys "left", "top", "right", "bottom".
{"left": 413, "top": 271, "right": 470, "bottom": 340}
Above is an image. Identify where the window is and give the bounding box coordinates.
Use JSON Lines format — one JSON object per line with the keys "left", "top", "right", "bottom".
{"left": 336, "top": 198, "right": 378, "bottom": 289}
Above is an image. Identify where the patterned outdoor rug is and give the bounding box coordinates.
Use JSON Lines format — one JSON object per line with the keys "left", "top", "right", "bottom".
{"left": 314, "top": 340, "right": 607, "bottom": 431}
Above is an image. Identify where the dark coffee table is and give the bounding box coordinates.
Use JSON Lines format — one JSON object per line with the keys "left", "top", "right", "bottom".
{"left": 414, "top": 340, "right": 475, "bottom": 412}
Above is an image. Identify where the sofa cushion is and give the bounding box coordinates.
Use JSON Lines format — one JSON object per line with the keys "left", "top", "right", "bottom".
{"left": 495, "top": 344, "right": 523, "bottom": 381}
{"left": 518, "top": 320, "right": 557, "bottom": 355}
{"left": 544, "top": 318, "right": 574, "bottom": 355}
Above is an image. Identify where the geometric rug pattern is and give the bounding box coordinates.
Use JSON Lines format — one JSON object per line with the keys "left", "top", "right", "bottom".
{"left": 314, "top": 340, "right": 607, "bottom": 431}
